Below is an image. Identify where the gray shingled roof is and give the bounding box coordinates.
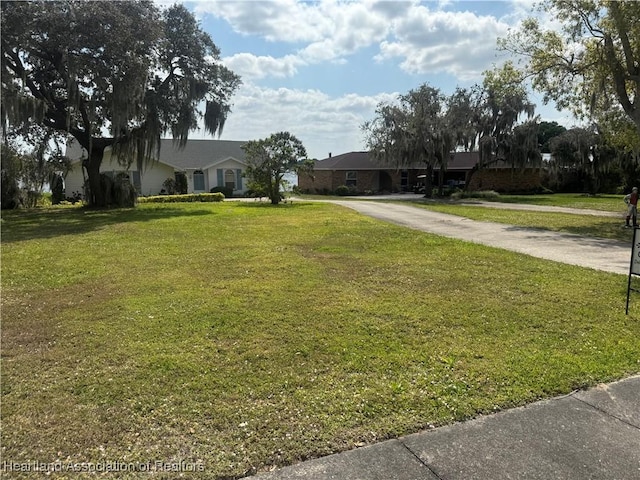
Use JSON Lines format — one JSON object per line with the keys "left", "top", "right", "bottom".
{"left": 65, "top": 138, "right": 247, "bottom": 169}
{"left": 314, "top": 151, "right": 480, "bottom": 171}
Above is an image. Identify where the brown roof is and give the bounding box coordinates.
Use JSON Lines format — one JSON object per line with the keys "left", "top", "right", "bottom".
{"left": 445, "top": 151, "right": 479, "bottom": 171}
{"left": 313, "top": 152, "right": 375, "bottom": 170}
{"left": 313, "top": 151, "right": 480, "bottom": 171}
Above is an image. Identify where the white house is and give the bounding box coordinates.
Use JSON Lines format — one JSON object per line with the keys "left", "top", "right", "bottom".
{"left": 64, "top": 138, "right": 249, "bottom": 197}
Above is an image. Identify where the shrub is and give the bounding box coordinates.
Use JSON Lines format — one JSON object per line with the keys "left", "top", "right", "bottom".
{"left": 138, "top": 192, "right": 225, "bottom": 203}
{"left": 24, "top": 190, "right": 41, "bottom": 208}
{"left": 65, "top": 191, "right": 83, "bottom": 204}
{"left": 211, "top": 186, "right": 233, "bottom": 198}
{"left": 112, "top": 173, "right": 138, "bottom": 207}
{"left": 162, "top": 177, "right": 176, "bottom": 195}
{"left": 451, "top": 190, "right": 500, "bottom": 200}
{"left": 50, "top": 174, "right": 65, "bottom": 204}
{"left": 334, "top": 185, "right": 351, "bottom": 197}
{"left": 435, "top": 186, "right": 461, "bottom": 197}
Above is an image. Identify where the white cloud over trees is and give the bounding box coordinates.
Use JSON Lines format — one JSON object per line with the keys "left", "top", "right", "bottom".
{"left": 191, "top": 0, "right": 563, "bottom": 158}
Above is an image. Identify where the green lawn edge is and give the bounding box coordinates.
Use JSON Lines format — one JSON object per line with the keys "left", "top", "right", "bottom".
{"left": 2, "top": 202, "right": 639, "bottom": 479}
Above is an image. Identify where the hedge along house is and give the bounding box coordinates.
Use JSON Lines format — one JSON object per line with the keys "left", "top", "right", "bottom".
{"left": 64, "top": 139, "right": 249, "bottom": 198}
{"left": 298, "top": 150, "right": 545, "bottom": 194}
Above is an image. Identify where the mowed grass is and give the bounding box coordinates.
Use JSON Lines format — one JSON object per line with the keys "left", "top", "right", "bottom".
{"left": 469, "top": 192, "right": 624, "bottom": 211}
{"left": 393, "top": 192, "right": 628, "bottom": 241}
{"left": 2, "top": 202, "right": 639, "bottom": 479}
{"left": 407, "top": 202, "right": 632, "bottom": 242}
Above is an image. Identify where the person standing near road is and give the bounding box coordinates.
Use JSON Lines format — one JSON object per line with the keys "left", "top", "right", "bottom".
{"left": 624, "top": 187, "right": 639, "bottom": 227}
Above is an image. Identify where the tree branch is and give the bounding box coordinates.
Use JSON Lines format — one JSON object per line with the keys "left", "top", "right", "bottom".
{"left": 608, "top": 1, "right": 639, "bottom": 79}
{"left": 603, "top": 33, "right": 635, "bottom": 116}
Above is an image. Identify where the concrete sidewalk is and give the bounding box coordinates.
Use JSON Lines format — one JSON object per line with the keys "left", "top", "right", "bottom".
{"left": 249, "top": 375, "right": 640, "bottom": 479}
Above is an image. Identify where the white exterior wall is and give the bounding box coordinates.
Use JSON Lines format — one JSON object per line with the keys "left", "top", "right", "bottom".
{"left": 64, "top": 161, "right": 87, "bottom": 198}
{"left": 208, "top": 158, "right": 247, "bottom": 194}
{"left": 139, "top": 161, "right": 174, "bottom": 196}
{"left": 63, "top": 148, "right": 248, "bottom": 198}
{"left": 64, "top": 154, "right": 175, "bottom": 198}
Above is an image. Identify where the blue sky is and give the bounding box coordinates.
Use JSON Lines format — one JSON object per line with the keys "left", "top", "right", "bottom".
{"left": 181, "top": 0, "right": 574, "bottom": 160}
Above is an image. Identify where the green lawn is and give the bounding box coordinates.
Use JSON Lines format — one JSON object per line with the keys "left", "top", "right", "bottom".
{"left": 2, "top": 202, "right": 639, "bottom": 479}
{"left": 301, "top": 192, "right": 626, "bottom": 212}
{"left": 454, "top": 192, "right": 625, "bottom": 212}
{"left": 405, "top": 202, "right": 632, "bottom": 242}
{"left": 398, "top": 192, "right": 631, "bottom": 241}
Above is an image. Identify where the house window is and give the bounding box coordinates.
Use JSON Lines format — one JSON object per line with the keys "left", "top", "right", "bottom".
{"left": 193, "top": 170, "right": 205, "bottom": 191}
{"left": 346, "top": 171, "right": 357, "bottom": 187}
{"left": 225, "top": 169, "right": 236, "bottom": 190}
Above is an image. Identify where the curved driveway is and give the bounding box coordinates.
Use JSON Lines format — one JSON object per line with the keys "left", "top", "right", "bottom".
{"left": 330, "top": 200, "right": 632, "bottom": 275}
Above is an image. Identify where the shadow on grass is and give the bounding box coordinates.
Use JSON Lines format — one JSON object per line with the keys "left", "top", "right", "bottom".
{"left": 237, "top": 201, "right": 311, "bottom": 209}
{"left": 561, "top": 221, "right": 634, "bottom": 244}
{"left": 1, "top": 206, "right": 214, "bottom": 243}
{"left": 504, "top": 220, "right": 633, "bottom": 245}
{"left": 482, "top": 193, "right": 620, "bottom": 207}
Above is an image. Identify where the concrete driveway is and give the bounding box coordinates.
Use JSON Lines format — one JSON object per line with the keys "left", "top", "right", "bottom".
{"left": 329, "top": 200, "right": 632, "bottom": 275}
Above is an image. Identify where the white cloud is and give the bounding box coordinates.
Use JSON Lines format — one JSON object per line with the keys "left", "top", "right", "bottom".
{"left": 200, "top": 1, "right": 521, "bottom": 83}
{"left": 211, "top": 83, "right": 398, "bottom": 159}
{"left": 222, "top": 53, "right": 305, "bottom": 79}
{"left": 375, "top": 5, "right": 511, "bottom": 79}
{"left": 198, "top": 0, "right": 406, "bottom": 75}
{"left": 194, "top": 0, "right": 332, "bottom": 43}
{"left": 186, "top": 1, "right": 578, "bottom": 155}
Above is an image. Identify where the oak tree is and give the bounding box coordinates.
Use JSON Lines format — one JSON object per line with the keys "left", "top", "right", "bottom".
{"left": 499, "top": 0, "right": 640, "bottom": 152}
{"left": 1, "top": 1, "right": 240, "bottom": 206}
{"left": 363, "top": 84, "right": 475, "bottom": 196}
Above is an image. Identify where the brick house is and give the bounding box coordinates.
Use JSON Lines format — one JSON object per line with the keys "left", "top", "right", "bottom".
{"left": 298, "top": 152, "right": 411, "bottom": 194}
{"left": 298, "top": 151, "right": 480, "bottom": 194}
{"left": 299, "top": 150, "right": 545, "bottom": 194}
{"left": 466, "top": 165, "right": 545, "bottom": 192}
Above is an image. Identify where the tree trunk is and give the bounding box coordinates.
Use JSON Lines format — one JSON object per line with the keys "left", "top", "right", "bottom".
{"left": 84, "top": 145, "right": 107, "bottom": 207}
{"left": 465, "top": 165, "right": 479, "bottom": 191}
{"left": 423, "top": 165, "right": 434, "bottom": 198}
{"left": 270, "top": 176, "right": 281, "bottom": 205}
{"left": 606, "top": 2, "right": 640, "bottom": 137}
{"left": 437, "top": 167, "right": 445, "bottom": 196}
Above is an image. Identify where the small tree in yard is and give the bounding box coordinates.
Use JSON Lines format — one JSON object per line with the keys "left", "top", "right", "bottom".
{"left": 1, "top": 134, "right": 70, "bottom": 209}
{"left": 243, "top": 132, "right": 312, "bottom": 205}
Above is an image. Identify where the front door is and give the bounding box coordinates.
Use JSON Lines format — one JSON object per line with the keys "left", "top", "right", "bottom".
{"left": 379, "top": 171, "right": 392, "bottom": 192}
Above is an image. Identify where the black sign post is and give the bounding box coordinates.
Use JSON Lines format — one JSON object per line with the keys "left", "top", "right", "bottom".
{"left": 626, "top": 227, "right": 640, "bottom": 314}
